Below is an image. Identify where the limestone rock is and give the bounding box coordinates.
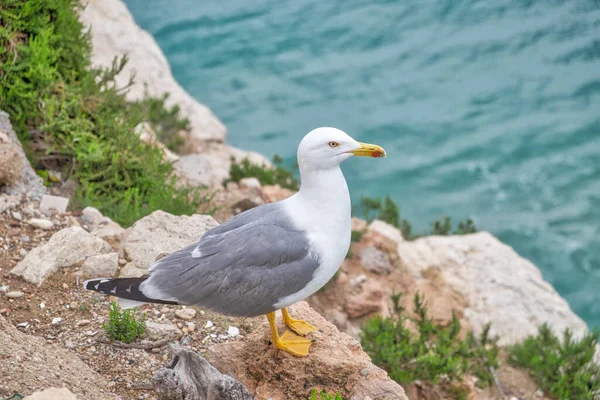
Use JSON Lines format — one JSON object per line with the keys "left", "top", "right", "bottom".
{"left": 0, "top": 193, "right": 21, "bottom": 214}
{"left": 28, "top": 218, "right": 54, "bottom": 230}
{"left": 11, "top": 227, "right": 113, "bottom": 285}
{"left": 24, "top": 388, "right": 78, "bottom": 400}
{"left": 367, "top": 219, "right": 404, "bottom": 245}
{"left": 397, "top": 231, "right": 588, "bottom": 345}
{"left": 39, "top": 195, "right": 69, "bottom": 215}
{"left": 261, "top": 185, "right": 295, "bottom": 203}
{"left": 123, "top": 210, "right": 218, "bottom": 270}
{"left": 0, "top": 315, "right": 117, "bottom": 398}
{"left": 81, "top": 252, "right": 119, "bottom": 277}
{"left": 81, "top": 206, "right": 125, "bottom": 248}
{"left": 118, "top": 262, "right": 146, "bottom": 278}
{"left": 175, "top": 308, "right": 196, "bottom": 321}
{"left": 207, "top": 302, "right": 408, "bottom": 400}
{"left": 351, "top": 217, "right": 368, "bottom": 232}
{"left": 0, "top": 142, "right": 21, "bottom": 185}
{"left": 0, "top": 111, "right": 46, "bottom": 200}
{"left": 358, "top": 246, "right": 391, "bottom": 275}
{"left": 145, "top": 321, "right": 182, "bottom": 342}
{"left": 239, "top": 177, "right": 261, "bottom": 190}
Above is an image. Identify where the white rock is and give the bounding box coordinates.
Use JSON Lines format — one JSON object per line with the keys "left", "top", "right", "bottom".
{"left": 204, "top": 320, "right": 214, "bottom": 329}
{"left": 10, "top": 227, "right": 113, "bottom": 285}
{"left": 29, "top": 218, "right": 53, "bottom": 230}
{"left": 367, "top": 219, "right": 404, "bottom": 244}
{"left": 175, "top": 308, "right": 196, "bottom": 321}
{"left": 358, "top": 246, "right": 391, "bottom": 275}
{"left": 24, "top": 388, "right": 78, "bottom": 400}
{"left": 144, "top": 321, "right": 182, "bottom": 342}
{"left": 6, "top": 291, "right": 24, "bottom": 299}
{"left": 123, "top": 210, "right": 217, "bottom": 270}
{"left": 227, "top": 326, "right": 240, "bottom": 337}
{"left": 52, "top": 317, "right": 62, "bottom": 325}
{"left": 11, "top": 211, "right": 21, "bottom": 221}
{"left": 239, "top": 177, "right": 261, "bottom": 190}
{"left": 81, "top": 252, "right": 119, "bottom": 277}
{"left": 397, "top": 231, "right": 588, "bottom": 345}
{"left": 118, "top": 262, "right": 146, "bottom": 278}
{"left": 39, "top": 195, "right": 69, "bottom": 215}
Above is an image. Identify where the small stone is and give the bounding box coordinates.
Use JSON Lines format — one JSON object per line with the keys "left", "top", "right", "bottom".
{"left": 62, "top": 283, "right": 69, "bottom": 290}
{"left": 187, "top": 323, "right": 196, "bottom": 332}
{"left": 151, "top": 348, "right": 160, "bottom": 353}
{"left": 11, "top": 211, "right": 22, "bottom": 221}
{"left": 6, "top": 291, "right": 24, "bottom": 299}
{"left": 76, "top": 319, "right": 91, "bottom": 327}
{"left": 535, "top": 389, "right": 543, "bottom": 397}
{"left": 39, "top": 194, "right": 69, "bottom": 215}
{"left": 118, "top": 258, "right": 127, "bottom": 265}
{"left": 360, "top": 368, "right": 370, "bottom": 376}
{"left": 227, "top": 326, "right": 239, "bottom": 337}
{"left": 0, "top": 308, "right": 10, "bottom": 315}
{"left": 0, "top": 285, "right": 9, "bottom": 293}
{"left": 19, "top": 248, "right": 27, "bottom": 257}
{"left": 64, "top": 340, "right": 75, "bottom": 349}
{"left": 29, "top": 218, "right": 54, "bottom": 230}
{"left": 175, "top": 308, "right": 196, "bottom": 321}
{"left": 349, "top": 274, "right": 368, "bottom": 287}
{"left": 204, "top": 320, "right": 214, "bottom": 329}
{"left": 16, "top": 321, "right": 28, "bottom": 328}
{"left": 144, "top": 321, "right": 182, "bottom": 342}
{"left": 40, "top": 302, "right": 45, "bottom": 309}
{"left": 239, "top": 177, "right": 261, "bottom": 190}
{"left": 81, "top": 252, "right": 119, "bottom": 277}
{"left": 51, "top": 317, "right": 62, "bottom": 325}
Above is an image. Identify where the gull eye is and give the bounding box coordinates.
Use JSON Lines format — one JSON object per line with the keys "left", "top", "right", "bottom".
{"left": 328, "top": 141, "right": 340, "bottom": 148}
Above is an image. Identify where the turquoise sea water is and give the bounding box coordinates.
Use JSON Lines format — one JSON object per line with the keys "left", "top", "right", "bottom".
{"left": 124, "top": 0, "right": 600, "bottom": 328}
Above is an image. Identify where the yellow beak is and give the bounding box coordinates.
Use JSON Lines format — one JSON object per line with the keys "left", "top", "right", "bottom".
{"left": 349, "top": 142, "right": 386, "bottom": 158}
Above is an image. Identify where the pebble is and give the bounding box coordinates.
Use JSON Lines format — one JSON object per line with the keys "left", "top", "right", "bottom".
{"left": 16, "top": 322, "right": 29, "bottom": 328}
{"left": 76, "top": 319, "right": 91, "bottom": 327}
{"left": 204, "top": 320, "right": 214, "bottom": 329}
{"left": 535, "top": 389, "right": 543, "bottom": 397}
{"left": 174, "top": 308, "right": 196, "bottom": 321}
{"left": 6, "top": 291, "right": 24, "bottom": 299}
{"left": 51, "top": 317, "right": 62, "bottom": 325}
{"left": 187, "top": 323, "right": 196, "bottom": 333}
{"left": 227, "top": 326, "right": 240, "bottom": 337}
{"left": 151, "top": 348, "right": 160, "bottom": 353}
{"left": 0, "top": 308, "right": 10, "bottom": 315}
{"left": 11, "top": 211, "right": 22, "bottom": 221}
{"left": 64, "top": 340, "right": 75, "bottom": 349}
{"left": 40, "top": 302, "right": 45, "bottom": 309}
{"left": 29, "top": 218, "right": 54, "bottom": 230}
{"left": 62, "top": 283, "right": 69, "bottom": 290}
{"left": 19, "top": 248, "right": 28, "bottom": 257}
{"left": 0, "top": 285, "right": 9, "bottom": 293}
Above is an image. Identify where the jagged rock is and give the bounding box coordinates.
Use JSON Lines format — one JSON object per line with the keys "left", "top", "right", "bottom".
{"left": 175, "top": 308, "right": 196, "bottom": 321}
{"left": 358, "top": 246, "right": 391, "bottom": 275}
{"left": 23, "top": 388, "right": 78, "bottom": 400}
{"left": 123, "top": 210, "right": 218, "bottom": 270}
{"left": 39, "top": 195, "right": 69, "bottom": 215}
{"left": 207, "top": 302, "right": 408, "bottom": 400}
{"left": 0, "top": 315, "right": 117, "bottom": 398}
{"left": 118, "top": 262, "right": 146, "bottom": 278}
{"left": 134, "top": 122, "right": 179, "bottom": 163}
{"left": 81, "top": 206, "right": 125, "bottom": 249}
{"left": 261, "top": 185, "right": 295, "bottom": 203}
{"left": 0, "top": 194, "right": 21, "bottom": 214}
{"left": 10, "top": 227, "right": 113, "bottom": 285}
{"left": 153, "top": 344, "right": 253, "bottom": 400}
{"left": 397, "top": 231, "right": 588, "bottom": 345}
{"left": 0, "top": 111, "right": 46, "bottom": 200}
{"left": 145, "top": 321, "right": 182, "bottom": 342}
{"left": 81, "top": 252, "right": 119, "bottom": 277}
{"left": 367, "top": 219, "right": 404, "bottom": 245}
{"left": 344, "top": 281, "right": 386, "bottom": 319}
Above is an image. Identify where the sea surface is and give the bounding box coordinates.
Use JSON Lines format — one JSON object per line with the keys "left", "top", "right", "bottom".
{"left": 124, "top": 0, "right": 600, "bottom": 328}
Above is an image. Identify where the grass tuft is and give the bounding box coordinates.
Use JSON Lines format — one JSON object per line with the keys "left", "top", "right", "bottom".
{"left": 102, "top": 302, "right": 146, "bottom": 344}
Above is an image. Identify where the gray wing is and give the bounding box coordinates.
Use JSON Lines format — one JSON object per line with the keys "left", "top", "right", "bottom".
{"left": 140, "top": 203, "right": 320, "bottom": 317}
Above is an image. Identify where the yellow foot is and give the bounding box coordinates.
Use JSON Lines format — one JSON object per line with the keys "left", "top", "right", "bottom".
{"left": 282, "top": 308, "right": 318, "bottom": 336}
{"left": 274, "top": 331, "right": 313, "bottom": 357}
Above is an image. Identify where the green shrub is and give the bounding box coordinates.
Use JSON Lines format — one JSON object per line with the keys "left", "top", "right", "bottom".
{"left": 508, "top": 324, "right": 600, "bottom": 400}
{"left": 350, "top": 230, "right": 363, "bottom": 242}
{"left": 225, "top": 154, "right": 299, "bottom": 190}
{"left": 431, "top": 216, "right": 477, "bottom": 236}
{"left": 0, "top": 0, "right": 200, "bottom": 227}
{"left": 359, "top": 195, "right": 412, "bottom": 239}
{"left": 102, "top": 302, "right": 146, "bottom": 343}
{"left": 309, "top": 389, "right": 343, "bottom": 400}
{"left": 360, "top": 293, "right": 499, "bottom": 386}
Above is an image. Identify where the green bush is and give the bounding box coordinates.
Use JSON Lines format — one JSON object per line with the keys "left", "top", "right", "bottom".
{"left": 102, "top": 302, "right": 146, "bottom": 343}
{"left": 361, "top": 293, "right": 499, "bottom": 386}
{"left": 225, "top": 154, "right": 299, "bottom": 190}
{"left": 360, "top": 195, "right": 412, "bottom": 239}
{"left": 508, "top": 324, "right": 600, "bottom": 400}
{"left": 350, "top": 230, "right": 363, "bottom": 242}
{"left": 0, "top": 0, "right": 199, "bottom": 227}
{"left": 309, "top": 389, "right": 343, "bottom": 400}
{"left": 431, "top": 216, "right": 477, "bottom": 236}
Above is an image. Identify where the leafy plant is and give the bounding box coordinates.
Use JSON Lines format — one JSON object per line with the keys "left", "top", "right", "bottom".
{"left": 351, "top": 230, "right": 363, "bottom": 242}
{"left": 361, "top": 293, "right": 499, "bottom": 387}
{"left": 225, "top": 155, "right": 299, "bottom": 190}
{"left": 508, "top": 324, "right": 600, "bottom": 400}
{"left": 360, "top": 195, "right": 412, "bottom": 239}
{"left": 102, "top": 302, "right": 146, "bottom": 343}
{"left": 431, "top": 216, "right": 477, "bottom": 236}
{"left": 309, "top": 389, "right": 343, "bottom": 400}
{"left": 0, "top": 0, "right": 200, "bottom": 227}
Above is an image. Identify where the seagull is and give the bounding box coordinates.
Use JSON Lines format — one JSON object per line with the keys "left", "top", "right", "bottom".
{"left": 84, "top": 127, "right": 385, "bottom": 356}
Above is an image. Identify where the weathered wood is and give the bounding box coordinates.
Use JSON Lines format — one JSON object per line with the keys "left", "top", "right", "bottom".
{"left": 152, "top": 344, "right": 253, "bottom": 400}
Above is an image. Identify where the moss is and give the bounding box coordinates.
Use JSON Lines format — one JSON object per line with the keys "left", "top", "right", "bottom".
{"left": 361, "top": 293, "right": 499, "bottom": 387}
{"left": 225, "top": 154, "right": 299, "bottom": 191}
{"left": 508, "top": 324, "right": 600, "bottom": 399}
{"left": 0, "top": 0, "right": 199, "bottom": 227}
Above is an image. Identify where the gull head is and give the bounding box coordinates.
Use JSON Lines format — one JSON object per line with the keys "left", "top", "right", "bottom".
{"left": 297, "top": 127, "right": 386, "bottom": 171}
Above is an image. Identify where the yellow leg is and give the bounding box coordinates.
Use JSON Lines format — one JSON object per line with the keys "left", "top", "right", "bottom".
{"left": 266, "top": 312, "right": 313, "bottom": 357}
{"left": 281, "top": 307, "right": 318, "bottom": 336}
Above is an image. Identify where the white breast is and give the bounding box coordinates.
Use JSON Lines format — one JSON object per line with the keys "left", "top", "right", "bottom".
{"left": 273, "top": 168, "right": 351, "bottom": 309}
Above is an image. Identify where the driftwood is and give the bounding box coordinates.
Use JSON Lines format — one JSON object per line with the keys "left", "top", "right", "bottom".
{"left": 152, "top": 344, "right": 253, "bottom": 400}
